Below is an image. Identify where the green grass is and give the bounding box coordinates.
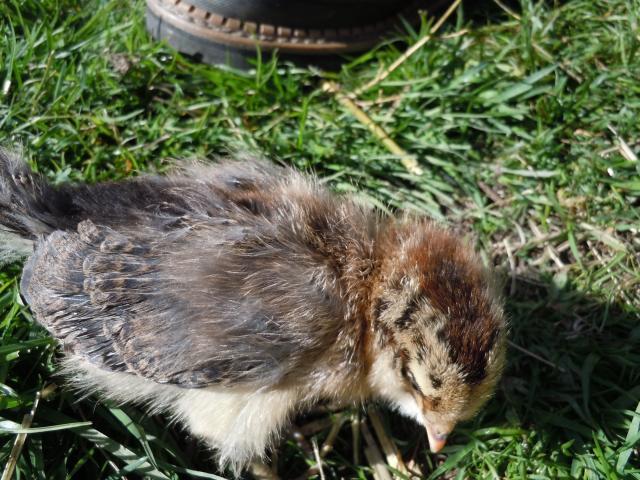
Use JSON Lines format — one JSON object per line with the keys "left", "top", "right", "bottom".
{"left": 1, "top": 0, "right": 639, "bottom": 478}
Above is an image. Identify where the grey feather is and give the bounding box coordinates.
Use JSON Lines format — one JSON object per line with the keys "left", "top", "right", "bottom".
{"left": 4, "top": 153, "right": 374, "bottom": 389}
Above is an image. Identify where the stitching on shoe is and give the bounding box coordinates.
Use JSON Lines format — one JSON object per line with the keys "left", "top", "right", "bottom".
{"left": 153, "top": 0, "right": 409, "bottom": 45}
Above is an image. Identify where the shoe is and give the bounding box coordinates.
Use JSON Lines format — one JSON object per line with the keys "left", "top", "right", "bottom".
{"left": 145, "top": 0, "right": 441, "bottom": 69}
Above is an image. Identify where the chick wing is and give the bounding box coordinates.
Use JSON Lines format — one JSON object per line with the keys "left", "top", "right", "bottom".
{"left": 17, "top": 160, "right": 354, "bottom": 389}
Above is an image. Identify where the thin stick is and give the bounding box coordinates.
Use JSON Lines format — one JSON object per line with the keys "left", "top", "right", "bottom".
{"left": 502, "top": 238, "right": 517, "bottom": 295}
{"left": 507, "top": 340, "right": 566, "bottom": 372}
{"left": 367, "top": 408, "right": 409, "bottom": 476}
{"left": 361, "top": 420, "right": 393, "bottom": 480}
{"left": 351, "top": 411, "right": 361, "bottom": 466}
{"left": 353, "top": 0, "right": 462, "bottom": 96}
{"left": 477, "top": 180, "right": 504, "bottom": 204}
{"left": 311, "top": 437, "right": 326, "bottom": 480}
{"left": 440, "top": 28, "right": 469, "bottom": 40}
{"left": 2, "top": 391, "right": 41, "bottom": 480}
{"left": 320, "top": 413, "right": 348, "bottom": 457}
{"left": 492, "top": 0, "right": 521, "bottom": 20}
{"left": 512, "top": 221, "right": 527, "bottom": 246}
{"left": 323, "top": 81, "right": 423, "bottom": 176}
{"left": 527, "top": 219, "right": 564, "bottom": 268}
{"left": 607, "top": 124, "right": 638, "bottom": 162}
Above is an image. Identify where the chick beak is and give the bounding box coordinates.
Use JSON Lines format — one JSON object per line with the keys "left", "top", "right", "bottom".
{"left": 425, "top": 425, "right": 449, "bottom": 453}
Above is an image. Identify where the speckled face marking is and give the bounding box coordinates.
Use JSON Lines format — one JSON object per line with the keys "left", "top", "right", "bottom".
{"left": 366, "top": 221, "right": 506, "bottom": 456}
{"left": 373, "top": 297, "right": 391, "bottom": 322}
{"left": 394, "top": 296, "right": 420, "bottom": 330}
{"left": 397, "top": 229, "right": 504, "bottom": 387}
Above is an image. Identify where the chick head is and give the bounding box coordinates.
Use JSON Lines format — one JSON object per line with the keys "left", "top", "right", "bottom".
{"left": 367, "top": 221, "right": 506, "bottom": 452}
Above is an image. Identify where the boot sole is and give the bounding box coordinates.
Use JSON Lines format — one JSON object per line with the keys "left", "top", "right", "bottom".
{"left": 146, "top": 0, "right": 442, "bottom": 68}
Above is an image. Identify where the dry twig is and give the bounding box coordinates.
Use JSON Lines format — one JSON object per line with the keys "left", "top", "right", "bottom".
{"left": 322, "top": 81, "right": 423, "bottom": 176}
{"left": 320, "top": 413, "right": 348, "bottom": 457}
{"left": 492, "top": 0, "right": 521, "bottom": 20}
{"left": 503, "top": 238, "right": 517, "bottom": 295}
{"left": 351, "top": 411, "right": 361, "bottom": 466}
{"left": 353, "top": 0, "right": 463, "bottom": 96}
{"left": 311, "top": 437, "right": 326, "bottom": 480}
{"left": 507, "top": 340, "right": 567, "bottom": 372}
{"left": 608, "top": 124, "right": 638, "bottom": 162}
{"left": 367, "top": 407, "right": 410, "bottom": 477}
{"left": 2, "top": 391, "right": 41, "bottom": 480}
{"left": 361, "top": 420, "right": 393, "bottom": 480}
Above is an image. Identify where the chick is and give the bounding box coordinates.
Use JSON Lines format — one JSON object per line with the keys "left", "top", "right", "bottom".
{"left": 0, "top": 150, "right": 506, "bottom": 473}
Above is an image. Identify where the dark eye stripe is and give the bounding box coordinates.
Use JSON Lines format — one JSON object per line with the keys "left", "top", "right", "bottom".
{"left": 401, "top": 366, "right": 424, "bottom": 395}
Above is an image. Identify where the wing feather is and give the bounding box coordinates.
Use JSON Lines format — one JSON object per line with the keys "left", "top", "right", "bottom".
{"left": 21, "top": 160, "right": 353, "bottom": 389}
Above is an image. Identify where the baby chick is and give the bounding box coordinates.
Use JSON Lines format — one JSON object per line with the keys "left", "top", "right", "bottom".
{"left": 0, "top": 150, "right": 506, "bottom": 473}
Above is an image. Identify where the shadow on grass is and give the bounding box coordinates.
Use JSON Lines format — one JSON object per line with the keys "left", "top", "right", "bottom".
{"left": 498, "top": 271, "right": 638, "bottom": 448}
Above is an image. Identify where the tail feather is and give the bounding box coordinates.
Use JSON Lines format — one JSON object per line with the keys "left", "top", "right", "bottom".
{"left": 0, "top": 149, "right": 77, "bottom": 240}
{"left": 0, "top": 149, "right": 81, "bottom": 263}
